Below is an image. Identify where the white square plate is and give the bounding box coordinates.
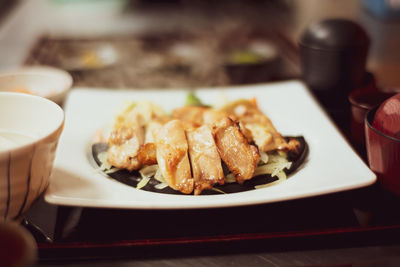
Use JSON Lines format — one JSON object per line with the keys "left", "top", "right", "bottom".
{"left": 44, "top": 81, "right": 376, "bottom": 209}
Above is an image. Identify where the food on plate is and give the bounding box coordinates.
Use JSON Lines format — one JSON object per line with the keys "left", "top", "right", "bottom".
{"left": 213, "top": 117, "right": 260, "bottom": 184}
{"left": 220, "top": 99, "right": 291, "bottom": 152}
{"left": 107, "top": 123, "right": 144, "bottom": 171}
{"left": 92, "top": 93, "right": 307, "bottom": 195}
{"left": 156, "top": 119, "right": 194, "bottom": 194}
{"left": 186, "top": 125, "right": 225, "bottom": 195}
{"left": 106, "top": 101, "right": 168, "bottom": 171}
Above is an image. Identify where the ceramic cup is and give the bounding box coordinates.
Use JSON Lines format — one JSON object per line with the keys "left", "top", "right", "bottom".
{"left": 365, "top": 106, "right": 400, "bottom": 195}
{"left": 0, "top": 92, "right": 64, "bottom": 222}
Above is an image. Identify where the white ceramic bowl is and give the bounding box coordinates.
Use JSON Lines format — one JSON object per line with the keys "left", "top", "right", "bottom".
{"left": 0, "top": 66, "right": 73, "bottom": 104}
{"left": 0, "top": 92, "right": 64, "bottom": 221}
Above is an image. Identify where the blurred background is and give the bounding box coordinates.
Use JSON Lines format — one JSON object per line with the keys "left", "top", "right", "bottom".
{"left": 0, "top": 0, "right": 399, "bottom": 89}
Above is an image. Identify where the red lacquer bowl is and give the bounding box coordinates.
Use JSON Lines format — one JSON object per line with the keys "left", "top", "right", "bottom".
{"left": 349, "top": 89, "right": 395, "bottom": 147}
{"left": 365, "top": 107, "right": 400, "bottom": 195}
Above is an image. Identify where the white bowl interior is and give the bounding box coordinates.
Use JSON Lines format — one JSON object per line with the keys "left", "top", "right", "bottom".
{"left": 0, "top": 93, "right": 64, "bottom": 151}
{"left": 0, "top": 67, "right": 72, "bottom": 102}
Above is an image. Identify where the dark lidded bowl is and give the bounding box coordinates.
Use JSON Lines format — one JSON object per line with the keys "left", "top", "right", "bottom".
{"left": 300, "top": 19, "right": 370, "bottom": 93}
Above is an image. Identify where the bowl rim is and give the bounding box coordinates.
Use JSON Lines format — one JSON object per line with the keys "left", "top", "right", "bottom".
{"left": 365, "top": 106, "right": 400, "bottom": 142}
{"left": 348, "top": 89, "right": 396, "bottom": 111}
{"left": 0, "top": 66, "right": 73, "bottom": 102}
{"left": 0, "top": 92, "right": 65, "bottom": 155}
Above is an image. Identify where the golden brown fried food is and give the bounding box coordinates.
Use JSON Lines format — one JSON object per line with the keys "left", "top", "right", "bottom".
{"left": 213, "top": 117, "right": 260, "bottom": 184}
{"left": 156, "top": 120, "right": 194, "bottom": 194}
{"left": 220, "top": 98, "right": 289, "bottom": 152}
{"left": 137, "top": 143, "right": 157, "bottom": 166}
{"left": 107, "top": 125, "right": 144, "bottom": 171}
{"left": 186, "top": 125, "right": 225, "bottom": 195}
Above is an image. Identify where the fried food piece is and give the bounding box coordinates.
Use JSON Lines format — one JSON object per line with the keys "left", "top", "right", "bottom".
{"left": 202, "top": 109, "right": 231, "bottom": 126}
{"left": 107, "top": 123, "right": 144, "bottom": 171}
{"left": 171, "top": 106, "right": 208, "bottom": 128}
{"left": 221, "top": 99, "right": 289, "bottom": 152}
{"left": 186, "top": 125, "right": 225, "bottom": 195}
{"left": 137, "top": 143, "right": 157, "bottom": 166}
{"left": 156, "top": 120, "right": 194, "bottom": 194}
{"left": 172, "top": 106, "right": 231, "bottom": 129}
{"left": 144, "top": 120, "right": 164, "bottom": 144}
{"left": 107, "top": 101, "right": 169, "bottom": 171}
{"left": 213, "top": 117, "right": 260, "bottom": 183}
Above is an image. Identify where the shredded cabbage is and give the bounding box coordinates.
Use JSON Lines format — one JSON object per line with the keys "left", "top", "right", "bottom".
{"left": 250, "top": 152, "right": 292, "bottom": 189}
{"left": 137, "top": 164, "right": 170, "bottom": 190}
{"left": 139, "top": 164, "right": 158, "bottom": 177}
{"left": 104, "top": 168, "right": 120, "bottom": 174}
{"left": 97, "top": 152, "right": 111, "bottom": 170}
{"left": 253, "top": 152, "right": 291, "bottom": 189}
{"left": 96, "top": 151, "right": 120, "bottom": 174}
{"left": 154, "top": 167, "right": 166, "bottom": 183}
{"left": 137, "top": 176, "right": 151, "bottom": 189}
{"left": 268, "top": 152, "right": 288, "bottom": 164}
{"left": 259, "top": 151, "right": 269, "bottom": 164}
{"left": 210, "top": 187, "right": 226, "bottom": 194}
{"left": 254, "top": 161, "right": 292, "bottom": 177}
{"left": 224, "top": 152, "right": 291, "bottom": 189}
{"left": 275, "top": 170, "right": 287, "bottom": 180}
{"left": 154, "top": 182, "right": 169, "bottom": 190}
{"left": 137, "top": 164, "right": 159, "bottom": 189}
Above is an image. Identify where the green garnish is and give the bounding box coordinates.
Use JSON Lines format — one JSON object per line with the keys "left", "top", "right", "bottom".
{"left": 186, "top": 92, "right": 207, "bottom": 107}
{"left": 228, "top": 51, "right": 262, "bottom": 64}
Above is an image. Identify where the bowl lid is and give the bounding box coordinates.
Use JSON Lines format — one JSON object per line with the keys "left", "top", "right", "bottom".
{"left": 299, "top": 19, "right": 370, "bottom": 51}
